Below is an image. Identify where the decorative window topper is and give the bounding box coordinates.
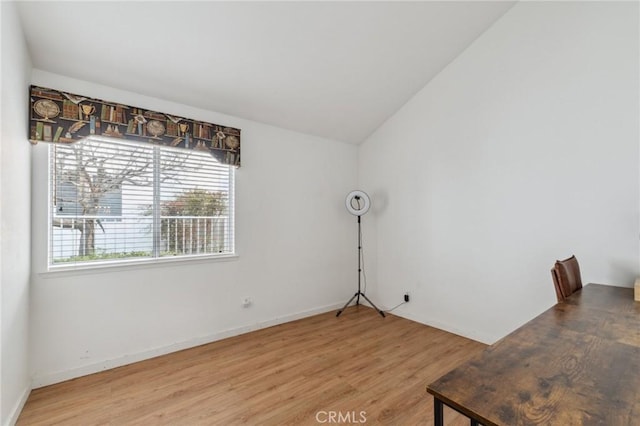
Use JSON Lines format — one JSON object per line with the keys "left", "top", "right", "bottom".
{"left": 29, "top": 85, "right": 241, "bottom": 167}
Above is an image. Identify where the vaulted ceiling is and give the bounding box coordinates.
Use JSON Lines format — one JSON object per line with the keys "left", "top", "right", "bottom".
{"left": 17, "top": 1, "right": 515, "bottom": 144}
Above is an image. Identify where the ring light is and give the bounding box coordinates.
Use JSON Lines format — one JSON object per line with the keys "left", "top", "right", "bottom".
{"left": 337, "top": 190, "right": 384, "bottom": 318}
{"left": 345, "top": 190, "right": 371, "bottom": 216}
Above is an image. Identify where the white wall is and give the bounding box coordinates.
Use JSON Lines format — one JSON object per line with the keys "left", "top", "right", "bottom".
{"left": 29, "top": 70, "right": 358, "bottom": 387}
{"left": 1, "top": 2, "right": 33, "bottom": 424}
{"left": 359, "top": 2, "right": 639, "bottom": 344}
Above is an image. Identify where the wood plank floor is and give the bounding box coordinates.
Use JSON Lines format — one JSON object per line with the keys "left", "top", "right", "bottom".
{"left": 18, "top": 306, "right": 486, "bottom": 425}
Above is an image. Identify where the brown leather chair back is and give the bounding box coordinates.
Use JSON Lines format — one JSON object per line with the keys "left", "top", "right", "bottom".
{"left": 551, "top": 255, "right": 583, "bottom": 302}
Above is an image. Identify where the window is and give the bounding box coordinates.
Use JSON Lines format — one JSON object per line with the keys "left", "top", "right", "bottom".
{"left": 49, "top": 138, "right": 235, "bottom": 267}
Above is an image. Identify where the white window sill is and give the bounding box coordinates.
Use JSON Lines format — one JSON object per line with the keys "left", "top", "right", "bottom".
{"left": 38, "top": 253, "right": 239, "bottom": 279}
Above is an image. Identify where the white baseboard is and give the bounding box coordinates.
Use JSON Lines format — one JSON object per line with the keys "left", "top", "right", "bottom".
{"left": 32, "top": 302, "right": 343, "bottom": 389}
{"left": 4, "top": 384, "right": 31, "bottom": 426}
{"left": 390, "top": 308, "right": 498, "bottom": 345}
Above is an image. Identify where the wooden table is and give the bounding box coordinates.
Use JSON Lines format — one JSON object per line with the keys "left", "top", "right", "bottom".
{"left": 427, "top": 284, "right": 640, "bottom": 425}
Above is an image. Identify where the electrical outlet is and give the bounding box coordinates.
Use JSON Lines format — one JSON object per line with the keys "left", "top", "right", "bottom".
{"left": 242, "top": 297, "right": 252, "bottom": 308}
{"left": 404, "top": 293, "right": 410, "bottom": 303}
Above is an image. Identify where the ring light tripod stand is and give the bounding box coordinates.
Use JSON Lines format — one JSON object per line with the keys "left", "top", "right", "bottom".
{"left": 336, "top": 190, "right": 385, "bottom": 318}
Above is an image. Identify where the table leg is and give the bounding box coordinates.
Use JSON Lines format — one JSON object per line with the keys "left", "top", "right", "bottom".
{"left": 434, "top": 397, "right": 444, "bottom": 426}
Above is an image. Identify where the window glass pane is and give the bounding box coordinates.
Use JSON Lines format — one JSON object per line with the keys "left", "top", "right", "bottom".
{"left": 159, "top": 148, "right": 233, "bottom": 257}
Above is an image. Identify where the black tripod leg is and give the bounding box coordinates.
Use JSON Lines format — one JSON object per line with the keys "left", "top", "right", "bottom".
{"left": 336, "top": 292, "right": 359, "bottom": 317}
{"left": 359, "top": 292, "right": 386, "bottom": 317}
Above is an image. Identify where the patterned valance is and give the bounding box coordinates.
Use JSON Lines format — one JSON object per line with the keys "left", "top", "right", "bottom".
{"left": 29, "top": 85, "right": 241, "bottom": 167}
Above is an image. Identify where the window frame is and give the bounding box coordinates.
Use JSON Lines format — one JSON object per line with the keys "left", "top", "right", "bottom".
{"left": 46, "top": 138, "right": 237, "bottom": 271}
